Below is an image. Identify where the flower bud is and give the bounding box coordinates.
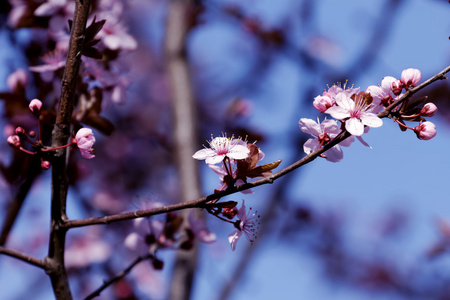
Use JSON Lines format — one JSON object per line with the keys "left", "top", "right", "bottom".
{"left": 401, "top": 68, "right": 421, "bottom": 87}
{"left": 414, "top": 121, "right": 436, "bottom": 140}
{"left": 41, "top": 160, "right": 51, "bottom": 170}
{"left": 420, "top": 102, "right": 437, "bottom": 117}
{"left": 7, "top": 135, "right": 21, "bottom": 147}
{"left": 75, "top": 128, "right": 96, "bottom": 159}
{"left": 15, "top": 127, "right": 26, "bottom": 135}
{"left": 29, "top": 99, "right": 43, "bottom": 114}
{"left": 391, "top": 80, "right": 403, "bottom": 96}
{"left": 29, "top": 131, "right": 36, "bottom": 138}
{"left": 313, "top": 94, "right": 334, "bottom": 113}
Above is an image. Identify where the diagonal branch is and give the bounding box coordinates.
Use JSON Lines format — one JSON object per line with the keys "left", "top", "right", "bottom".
{"left": 84, "top": 254, "right": 154, "bottom": 300}
{"left": 0, "top": 245, "right": 47, "bottom": 269}
{"left": 62, "top": 64, "right": 450, "bottom": 229}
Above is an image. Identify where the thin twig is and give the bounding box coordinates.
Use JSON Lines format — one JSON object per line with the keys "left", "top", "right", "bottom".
{"left": 62, "top": 64, "right": 450, "bottom": 230}
{"left": 0, "top": 245, "right": 47, "bottom": 269}
{"left": 84, "top": 254, "right": 153, "bottom": 300}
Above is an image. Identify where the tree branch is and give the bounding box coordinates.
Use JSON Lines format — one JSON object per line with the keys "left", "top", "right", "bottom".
{"left": 62, "top": 64, "right": 450, "bottom": 229}
{"left": 0, "top": 245, "right": 47, "bottom": 269}
{"left": 46, "top": 0, "right": 91, "bottom": 299}
{"left": 84, "top": 254, "right": 153, "bottom": 300}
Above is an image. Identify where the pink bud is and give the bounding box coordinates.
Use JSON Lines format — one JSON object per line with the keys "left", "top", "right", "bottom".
{"left": 75, "top": 128, "right": 96, "bottom": 159}
{"left": 29, "top": 99, "right": 43, "bottom": 113}
{"left": 401, "top": 68, "right": 421, "bottom": 87}
{"left": 313, "top": 94, "right": 334, "bottom": 113}
{"left": 391, "top": 80, "right": 403, "bottom": 96}
{"left": 15, "top": 127, "right": 26, "bottom": 135}
{"left": 41, "top": 160, "right": 51, "bottom": 170}
{"left": 7, "top": 135, "right": 21, "bottom": 147}
{"left": 420, "top": 102, "right": 437, "bottom": 117}
{"left": 414, "top": 121, "right": 436, "bottom": 140}
{"left": 29, "top": 131, "right": 36, "bottom": 138}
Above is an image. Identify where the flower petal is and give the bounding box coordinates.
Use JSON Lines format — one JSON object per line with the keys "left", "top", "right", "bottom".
{"left": 192, "top": 148, "right": 214, "bottom": 160}
{"left": 345, "top": 118, "right": 364, "bottom": 136}
{"left": 360, "top": 112, "right": 383, "bottom": 128}
{"left": 228, "top": 230, "right": 242, "bottom": 251}
{"left": 299, "top": 118, "right": 321, "bottom": 136}
{"left": 325, "top": 105, "right": 351, "bottom": 120}
{"left": 324, "top": 146, "right": 343, "bottom": 162}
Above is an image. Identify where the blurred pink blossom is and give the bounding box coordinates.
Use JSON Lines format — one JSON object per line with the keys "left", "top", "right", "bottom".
{"left": 75, "top": 128, "right": 96, "bottom": 159}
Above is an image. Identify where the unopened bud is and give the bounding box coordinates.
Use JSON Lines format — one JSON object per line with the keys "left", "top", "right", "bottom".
{"left": 401, "top": 68, "right": 421, "bottom": 87}
{"left": 414, "top": 121, "right": 436, "bottom": 140}
{"left": 41, "top": 160, "right": 51, "bottom": 170}
{"left": 7, "top": 135, "right": 21, "bottom": 147}
{"left": 15, "top": 127, "right": 26, "bottom": 135}
{"left": 420, "top": 103, "right": 437, "bottom": 117}
{"left": 29, "top": 99, "right": 42, "bottom": 114}
{"left": 29, "top": 131, "right": 36, "bottom": 138}
{"left": 391, "top": 80, "right": 403, "bottom": 96}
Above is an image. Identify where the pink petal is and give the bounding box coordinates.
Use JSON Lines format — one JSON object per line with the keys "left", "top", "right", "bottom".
{"left": 345, "top": 118, "right": 364, "bottom": 136}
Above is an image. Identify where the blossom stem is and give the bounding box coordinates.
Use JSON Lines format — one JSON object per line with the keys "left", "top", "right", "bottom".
{"left": 19, "top": 147, "right": 37, "bottom": 155}
{"left": 394, "top": 119, "right": 414, "bottom": 130}
{"left": 40, "top": 143, "right": 75, "bottom": 152}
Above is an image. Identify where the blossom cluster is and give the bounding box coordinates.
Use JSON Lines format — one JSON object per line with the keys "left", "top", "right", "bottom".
{"left": 6, "top": 98, "right": 96, "bottom": 170}
{"left": 193, "top": 135, "right": 280, "bottom": 193}
{"left": 300, "top": 68, "right": 437, "bottom": 162}
{"left": 192, "top": 135, "right": 276, "bottom": 249}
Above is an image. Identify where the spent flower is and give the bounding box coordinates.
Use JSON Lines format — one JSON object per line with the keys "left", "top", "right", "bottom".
{"left": 228, "top": 200, "right": 260, "bottom": 251}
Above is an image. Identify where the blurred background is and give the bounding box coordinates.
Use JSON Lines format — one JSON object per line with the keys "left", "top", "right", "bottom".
{"left": 1, "top": 0, "right": 450, "bottom": 299}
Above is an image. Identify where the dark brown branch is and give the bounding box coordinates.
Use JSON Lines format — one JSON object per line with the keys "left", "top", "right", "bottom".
{"left": 62, "top": 64, "right": 450, "bottom": 229}
{"left": 46, "top": 0, "right": 91, "bottom": 299}
{"left": 0, "top": 245, "right": 47, "bottom": 269}
{"left": 84, "top": 254, "right": 153, "bottom": 300}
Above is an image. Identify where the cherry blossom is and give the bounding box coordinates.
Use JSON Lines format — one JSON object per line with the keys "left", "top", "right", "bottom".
{"left": 193, "top": 135, "right": 250, "bottom": 164}
{"left": 325, "top": 92, "right": 383, "bottom": 136}
{"left": 7, "top": 69, "right": 28, "bottom": 92}
{"left": 401, "top": 68, "right": 421, "bottom": 87}
{"left": 7, "top": 135, "right": 21, "bottom": 147}
{"left": 414, "top": 121, "right": 436, "bottom": 140}
{"left": 313, "top": 82, "right": 359, "bottom": 113}
{"left": 75, "top": 128, "right": 96, "bottom": 159}
{"left": 188, "top": 210, "right": 216, "bottom": 243}
{"left": 299, "top": 118, "right": 353, "bottom": 162}
{"left": 228, "top": 200, "right": 259, "bottom": 251}
{"left": 29, "top": 99, "right": 43, "bottom": 113}
{"left": 420, "top": 103, "right": 438, "bottom": 117}
{"left": 366, "top": 76, "right": 397, "bottom": 109}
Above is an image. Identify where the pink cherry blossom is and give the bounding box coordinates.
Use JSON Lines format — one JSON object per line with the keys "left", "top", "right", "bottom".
{"left": 228, "top": 200, "right": 259, "bottom": 251}
{"left": 299, "top": 118, "right": 353, "bottom": 162}
{"left": 325, "top": 92, "right": 383, "bottom": 136}
{"left": 313, "top": 94, "right": 334, "bottom": 113}
{"left": 188, "top": 210, "right": 216, "bottom": 243}
{"left": 7, "top": 135, "right": 21, "bottom": 147}
{"left": 75, "top": 128, "right": 96, "bottom": 159}
{"left": 414, "top": 121, "right": 436, "bottom": 140}
{"left": 401, "top": 68, "right": 421, "bottom": 87}
{"left": 420, "top": 103, "right": 438, "bottom": 117}
{"left": 366, "top": 76, "right": 397, "bottom": 109}
{"left": 313, "top": 82, "right": 359, "bottom": 113}
{"left": 193, "top": 136, "right": 250, "bottom": 164}
{"left": 29, "top": 99, "right": 43, "bottom": 113}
